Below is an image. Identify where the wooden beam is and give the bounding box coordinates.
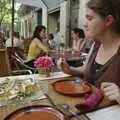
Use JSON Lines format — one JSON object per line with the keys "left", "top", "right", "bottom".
{"left": 11, "top": 0, "right": 15, "bottom": 48}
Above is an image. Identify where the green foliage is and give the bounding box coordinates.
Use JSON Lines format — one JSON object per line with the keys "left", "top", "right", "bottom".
{"left": 0, "top": 0, "right": 12, "bottom": 25}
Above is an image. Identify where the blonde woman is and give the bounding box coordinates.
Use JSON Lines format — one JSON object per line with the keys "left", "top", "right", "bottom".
{"left": 27, "top": 25, "right": 48, "bottom": 61}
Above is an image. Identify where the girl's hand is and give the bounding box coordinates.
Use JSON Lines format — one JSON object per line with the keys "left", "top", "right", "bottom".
{"left": 57, "top": 58, "right": 70, "bottom": 73}
{"left": 101, "top": 82, "right": 120, "bottom": 103}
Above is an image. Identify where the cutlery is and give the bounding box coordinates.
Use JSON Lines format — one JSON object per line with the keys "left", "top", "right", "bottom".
{"left": 45, "top": 93, "right": 56, "bottom": 107}
{"left": 75, "top": 78, "right": 83, "bottom": 84}
{"left": 62, "top": 103, "right": 86, "bottom": 120}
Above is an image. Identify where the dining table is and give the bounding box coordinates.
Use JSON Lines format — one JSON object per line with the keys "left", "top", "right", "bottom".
{"left": 49, "top": 50, "right": 88, "bottom": 60}
{"left": 49, "top": 50, "right": 88, "bottom": 67}
{"left": 0, "top": 71, "right": 119, "bottom": 120}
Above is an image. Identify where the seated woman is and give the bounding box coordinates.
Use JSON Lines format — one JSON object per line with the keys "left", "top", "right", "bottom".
{"left": 47, "top": 33, "right": 55, "bottom": 49}
{"left": 101, "top": 82, "right": 120, "bottom": 104}
{"left": 66, "top": 28, "right": 86, "bottom": 67}
{"left": 72, "top": 28, "right": 86, "bottom": 52}
{"left": 27, "top": 25, "right": 49, "bottom": 61}
{"left": 58, "top": 0, "right": 120, "bottom": 89}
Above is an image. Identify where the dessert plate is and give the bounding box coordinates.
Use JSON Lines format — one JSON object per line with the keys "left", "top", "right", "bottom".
{"left": 53, "top": 80, "right": 91, "bottom": 96}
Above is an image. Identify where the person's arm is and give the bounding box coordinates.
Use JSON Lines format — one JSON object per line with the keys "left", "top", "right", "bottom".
{"left": 101, "top": 82, "right": 120, "bottom": 104}
{"left": 35, "top": 39, "right": 49, "bottom": 53}
{"left": 57, "top": 41, "right": 96, "bottom": 77}
{"left": 79, "top": 40, "right": 86, "bottom": 52}
{"left": 57, "top": 57, "right": 86, "bottom": 77}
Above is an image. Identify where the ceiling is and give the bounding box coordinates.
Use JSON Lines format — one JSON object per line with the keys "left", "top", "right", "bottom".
{"left": 16, "top": 0, "right": 64, "bottom": 9}
{"left": 16, "top": 0, "right": 42, "bottom": 8}
{"left": 42, "top": 0, "right": 64, "bottom": 8}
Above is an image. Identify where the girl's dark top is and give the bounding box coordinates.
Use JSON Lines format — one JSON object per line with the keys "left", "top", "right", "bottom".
{"left": 91, "top": 61, "right": 103, "bottom": 74}
{"left": 83, "top": 40, "right": 120, "bottom": 88}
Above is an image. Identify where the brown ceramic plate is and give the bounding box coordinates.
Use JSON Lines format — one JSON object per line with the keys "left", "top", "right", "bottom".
{"left": 5, "top": 105, "right": 69, "bottom": 120}
{"left": 53, "top": 80, "right": 91, "bottom": 96}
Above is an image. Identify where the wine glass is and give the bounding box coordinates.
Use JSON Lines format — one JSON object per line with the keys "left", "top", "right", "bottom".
{"left": 60, "top": 42, "right": 65, "bottom": 53}
{"left": 38, "top": 80, "right": 48, "bottom": 96}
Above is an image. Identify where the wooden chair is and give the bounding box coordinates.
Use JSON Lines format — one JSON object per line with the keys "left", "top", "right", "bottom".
{"left": 12, "top": 52, "right": 36, "bottom": 73}
{"left": 6, "top": 47, "right": 36, "bottom": 73}
{"left": 0, "top": 48, "right": 33, "bottom": 77}
{"left": 6, "top": 47, "right": 21, "bottom": 71}
{"left": 0, "top": 48, "right": 11, "bottom": 76}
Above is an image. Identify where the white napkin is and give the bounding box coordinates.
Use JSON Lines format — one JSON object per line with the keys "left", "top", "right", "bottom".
{"left": 28, "top": 91, "right": 46, "bottom": 101}
{"left": 0, "top": 72, "right": 71, "bottom": 82}
{"left": 36, "top": 71, "right": 71, "bottom": 80}
{"left": 86, "top": 105, "right": 120, "bottom": 120}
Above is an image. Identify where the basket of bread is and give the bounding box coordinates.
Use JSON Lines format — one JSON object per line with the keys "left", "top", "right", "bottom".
{"left": 0, "top": 77, "right": 39, "bottom": 106}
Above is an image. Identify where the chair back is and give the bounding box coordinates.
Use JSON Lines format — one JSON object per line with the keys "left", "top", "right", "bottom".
{"left": 12, "top": 53, "right": 37, "bottom": 73}
{"left": 0, "top": 48, "right": 11, "bottom": 76}
{"left": 6, "top": 47, "right": 21, "bottom": 70}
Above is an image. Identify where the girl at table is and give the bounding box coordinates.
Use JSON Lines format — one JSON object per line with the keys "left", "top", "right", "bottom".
{"left": 58, "top": 0, "right": 120, "bottom": 88}
{"left": 72, "top": 28, "right": 86, "bottom": 52}
{"left": 27, "top": 25, "right": 49, "bottom": 61}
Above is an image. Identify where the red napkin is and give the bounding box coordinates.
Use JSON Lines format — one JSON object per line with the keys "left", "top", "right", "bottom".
{"left": 75, "top": 89, "right": 103, "bottom": 111}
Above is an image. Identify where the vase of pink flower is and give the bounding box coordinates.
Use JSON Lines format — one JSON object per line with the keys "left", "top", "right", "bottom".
{"left": 34, "top": 57, "right": 54, "bottom": 77}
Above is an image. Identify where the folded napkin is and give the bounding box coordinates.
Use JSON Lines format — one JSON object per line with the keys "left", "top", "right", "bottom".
{"left": 75, "top": 89, "right": 103, "bottom": 111}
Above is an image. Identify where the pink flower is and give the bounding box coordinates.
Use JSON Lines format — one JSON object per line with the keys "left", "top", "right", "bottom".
{"left": 34, "top": 57, "right": 54, "bottom": 69}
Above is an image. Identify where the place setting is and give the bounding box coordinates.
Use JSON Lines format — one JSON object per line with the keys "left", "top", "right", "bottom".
{"left": 52, "top": 78, "right": 92, "bottom": 97}
{"left": 52, "top": 77, "right": 104, "bottom": 113}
